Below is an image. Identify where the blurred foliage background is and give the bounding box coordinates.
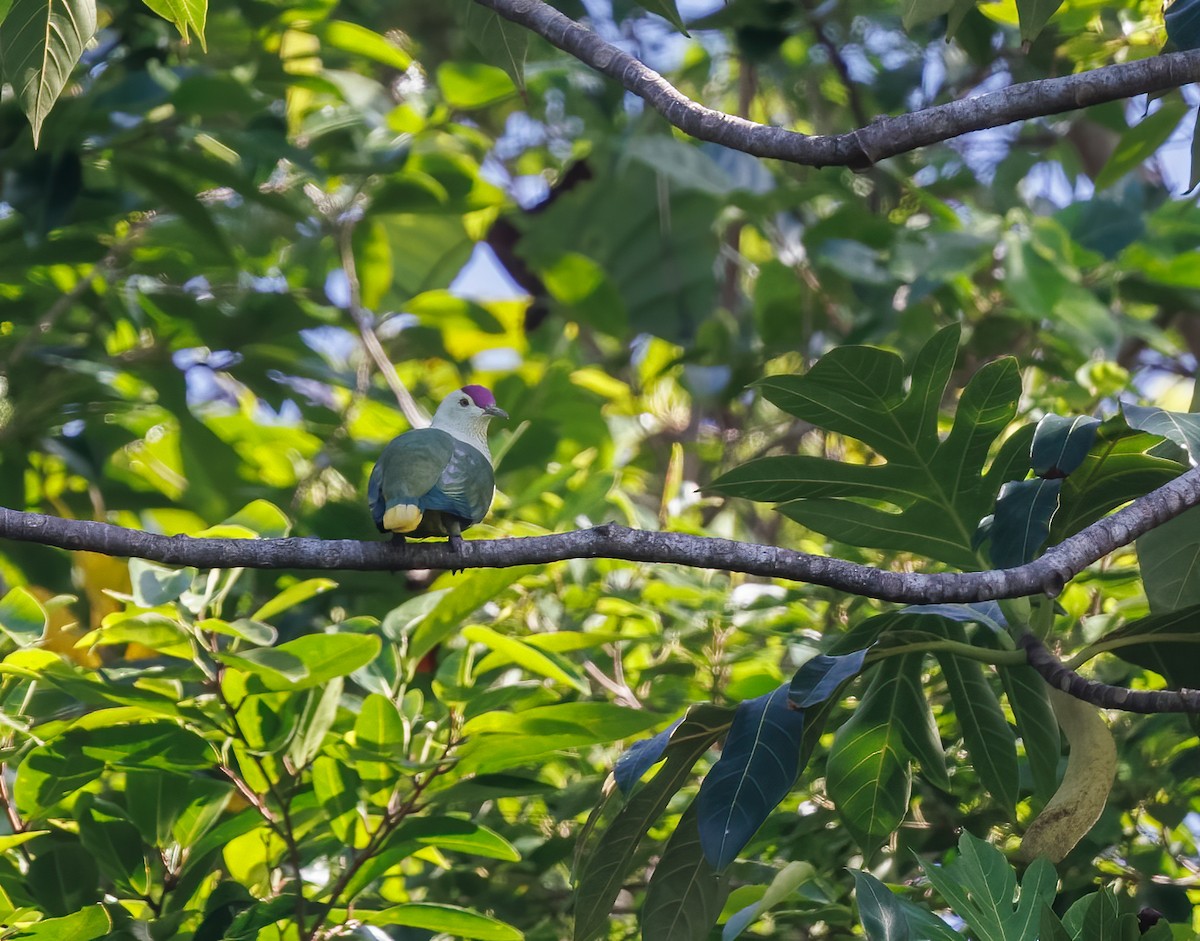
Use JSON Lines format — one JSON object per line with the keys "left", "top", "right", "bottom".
{"left": 2, "top": 0, "right": 1200, "bottom": 937}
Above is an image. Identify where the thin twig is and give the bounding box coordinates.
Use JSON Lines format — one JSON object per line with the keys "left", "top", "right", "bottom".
{"left": 473, "top": 0, "right": 1200, "bottom": 168}
{"left": 335, "top": 226, "right": 429, "bottom": 429}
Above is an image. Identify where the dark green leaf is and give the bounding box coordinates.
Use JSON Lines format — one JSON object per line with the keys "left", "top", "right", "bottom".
{"left": 641, "top": 804, "right": 725, "bottom": 940}
{"left": 989, "top": 478, "right": 1062, "bottom": 568}
{"left": 574, "top": 707, "right": 727, "bottom": 941}
{"left": 695, "top": 684, "right": 805, "bottom": 869}
{"left": 1138, "top": 506, "right": 1200, "bottom": 612}
{"left": 788, "top": 647, "right": 869, "bottom": 707}
{"left": 1031, "top": 415, "right": 1100, "bottom": 478}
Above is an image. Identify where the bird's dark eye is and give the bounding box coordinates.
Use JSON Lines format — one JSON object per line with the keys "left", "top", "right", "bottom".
{"left": 459, "top": 399, "right": 469, "bottom": 407}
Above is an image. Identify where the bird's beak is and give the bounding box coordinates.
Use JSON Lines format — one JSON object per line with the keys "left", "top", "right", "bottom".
{"left": 485, "top": 405, "right": 509, "bottom": 420}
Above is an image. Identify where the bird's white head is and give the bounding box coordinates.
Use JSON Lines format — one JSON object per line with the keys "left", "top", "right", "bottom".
{"left": 430, "top": 385, "right": 509, "bottom": 456}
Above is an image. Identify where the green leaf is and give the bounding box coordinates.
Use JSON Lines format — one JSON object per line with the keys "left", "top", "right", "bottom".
{"left": 854, "top": 871, "right": 963, "bottom": 941}
{"left": 1031, "top": 415, "right": 1101, "bottom": 478}
{"left": 0, "top": 0, "right": 97, "bottom": 146}
{"left": 1095, "top": 101, "right": 1191, "bottom": 191}
{"left": 989, "top": 478, "right": 1062, "bottom": 568}
{"left": 139, "top": 0, "right": 206, "bottom": 49}
{"left": 356, "top": 903, "right": 522, "bottom": 941}
{"left": 1138, "top": 506, "right": 1200, "bottom": 612}
{"left": 7, "top": 906, "right": 111, "bottom": 940}
{"left": 1101, "top": 603, "right": 1200, "bottom": 688}
{"left": 352, "top": 217, "right": 394, "bottom": 312}
{"left": 723, "top": 328, "right": 1019, "bottom": 567}
{"left": 1123, "top": 403, "right": 1200, "bottom": 464}
{"left": 854, "top": 871, "right": 911, "bottom": 941}
{"left": 922, "top": 831, "right": 1056, "bottom": 941}
{"left": 312, "top": 755, "right": 362, "bottom": 845}
{"left": 998, "top": 662, "right": 1061, "bottom": 804}
{"left": 695, "top": 684, "right": 805, "bottom": 869}
{"left": 463, "top": 625, "right": 587, "bottom": 691}
{"left": 1015, "top": 0, "right": 1063, "bottom": 41}
{"left": 903, "top": 0, "right": 956, "bottom": 30}
{"left": 409, "top": 567, "right": 534, "bottom": 662}
{"left": 218, "top": 632, "right": 381, "bottom": 690}
{"left": 826, "top": 664, "right": 912, "bottom": 848}
{"left": 390, "top": 815, "right": 521, "bottom": 862}
{"left": 0, "top": 587, "right": 46, "bottom": 643}
{"left": 574, "top": 707, "right": 727, "bottom": 941}
{"left": 26, "top": 838, "right": 99, "bottom": 915}
{"left": 641, "top": 804, "right": 726, "bottom": 941}
{"left": 287, "top": 677, "right": 343, "bottom": 768}
{"left": 221, "top": 500, "right": 292, "bottom": 538}
{"left": 931, "top": 620, "right": 1019, "bottom": 816}
{"left": 15, "top": 739, "right": 105, "bottom": 815}
{"left": 883, "top": 654, "right": 950, "bottom": 790}
{"left": 789, "top": 648, "right": 870, "bottom": 708}
{"left": 722, "top": 860, "right": 813, "bottom": 940}
{"left": 321, "top": 19, "right": 410, "bottom": 69}
{"left": 251, "top": 578, "right": 337, "bottom": 622}
{"left": 1053, "top": 432, "right": 1184, "bottom": 539}
{"left": 436, "top": 61, "right": 517, "bottom": 109}
{"left": 461, "top": 4, "right": 529, "bottom": 89}
{"left": 77, "top": 797, "right": 151, "bottom": 895}
{"left": 639, "top": 0, "right": 688, "bottom": 32}
{"left": 355, "top": 692, "right": 408, "bottom": 752}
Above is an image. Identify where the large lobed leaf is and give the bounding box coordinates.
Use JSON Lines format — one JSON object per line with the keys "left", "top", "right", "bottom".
{"left": 712, "top": 326, "right": 1022, "bottom": 568}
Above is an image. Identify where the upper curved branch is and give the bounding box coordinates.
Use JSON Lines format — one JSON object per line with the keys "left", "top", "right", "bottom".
{"left": 1, "top": 464, "right": 1198, "bottom": 603}
{"left": 475, "top": 0, "right": 1200, "bottom": 167}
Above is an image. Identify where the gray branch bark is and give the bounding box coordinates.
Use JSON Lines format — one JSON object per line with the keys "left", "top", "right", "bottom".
{"left": 1019, "top": 632, "right": 1200, "bottom": 713}
{"left": 475, "top": 0, "right": 1200, "bottom": 168}
{"left": 2, "top": 463, "right": 1199, "bottom": 603}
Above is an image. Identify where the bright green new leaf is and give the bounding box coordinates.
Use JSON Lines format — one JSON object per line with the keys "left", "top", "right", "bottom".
{"left": 252, "top": 577, "right": 338, "bottom": 621}
{"left": 463, "top": 624, "right": 587, "bottom": 691}
{"left": 0, "top": 587, "right": 46, "bottom": 643}
{"left": 436, "top": 61, "right": 517, "bottom": 109}
{"left": 7, "top": 905, "right": 111, "bottom": 940}
{"left": 140, "top": 0, "right": 206, "bottom": 49}
{"left": 218, "top": 632, "right": 381, "bottom": 690}
{"left": 322, "top": 19, "right": 410, "bottom": 69}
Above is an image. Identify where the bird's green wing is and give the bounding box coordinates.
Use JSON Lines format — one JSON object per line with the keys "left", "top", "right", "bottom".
{"left": 369, "top": 429, "right": 456, "bottom": 530}
{"left": 421, "top": 441, "right": 496, "bottom": 526}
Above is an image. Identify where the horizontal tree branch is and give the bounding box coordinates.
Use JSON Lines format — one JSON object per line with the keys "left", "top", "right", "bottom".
{"left": 476, "top": 0, "right": 1200, "bottom": 168}
{"left": 1, "top": 463, "right": 1198, "bottom": 603}
{"left": 1019, "top": 632, "right": 1200, "bottom": 713}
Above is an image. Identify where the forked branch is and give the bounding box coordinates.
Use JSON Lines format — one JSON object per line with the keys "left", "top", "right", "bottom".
{"left": 473, "top": 0, "right": 1200, "bottom": 168}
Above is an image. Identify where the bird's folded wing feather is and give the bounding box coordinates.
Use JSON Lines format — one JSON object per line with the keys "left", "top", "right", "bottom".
{"left": 420, "top": 441, "right": 495, "bottom": 524}
{"left": 369, "top": 429, "right": 457, "bottom": 526}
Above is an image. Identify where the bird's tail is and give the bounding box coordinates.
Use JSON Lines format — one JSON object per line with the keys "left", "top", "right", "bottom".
{"left": 383, "top": 503, "right": 423, "bottom": 533}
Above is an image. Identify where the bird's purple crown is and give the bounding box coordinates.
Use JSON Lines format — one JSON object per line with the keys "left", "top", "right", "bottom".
{"left": 462, "top": 385, "right": 497, "bottom": 408}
